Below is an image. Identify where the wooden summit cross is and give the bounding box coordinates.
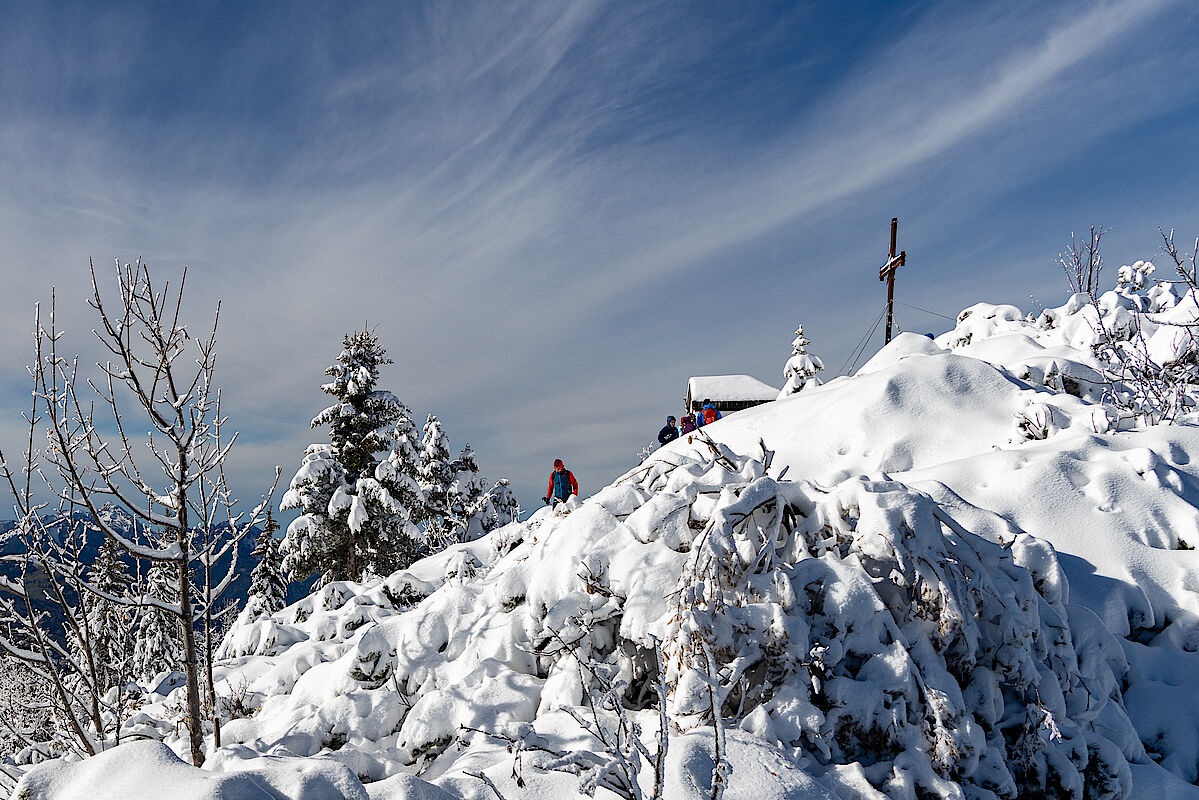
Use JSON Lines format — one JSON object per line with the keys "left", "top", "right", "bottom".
{"left": 879, "top": 217, "right": 906, "bottom": 344}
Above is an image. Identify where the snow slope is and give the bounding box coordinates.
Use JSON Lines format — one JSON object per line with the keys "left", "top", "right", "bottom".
{"left": 14, "top": 281, "right": 1199, "bottom": 799}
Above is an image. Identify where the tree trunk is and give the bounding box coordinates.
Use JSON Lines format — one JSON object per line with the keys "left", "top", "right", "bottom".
{"left": 177, "top": 540, "right": 205, "bottom": 766}
{"left": 204, "top": 556, "right": 221, "bottom": 748}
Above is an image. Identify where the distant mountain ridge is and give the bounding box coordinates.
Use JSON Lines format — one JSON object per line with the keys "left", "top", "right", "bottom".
{"left": 0, "top": 504, "right": 310, "bottom": 628}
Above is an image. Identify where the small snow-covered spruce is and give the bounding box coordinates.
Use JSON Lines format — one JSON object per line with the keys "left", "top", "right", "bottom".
{"left": 66, "top": 535, "right": 134, "bottom": 699}
{"left": 414, "top": 415, "right": 489, "bottom": 550}
{"left": 777, "top": 324, "right": 824, "bottom": 398}
{"left": 444, "top": 444, "right": 489, "bottom": 540}
{"left": 416, "top": 414, "right": 454, "bottom": 540}
{"left": 244, "top": 511, "right": 287, "bottom": 621}
{"left": 133, "top": 558, "right": 183, "bottom": 684}
{"left": 475, "top": 478, "right": 522, "bottom": 537}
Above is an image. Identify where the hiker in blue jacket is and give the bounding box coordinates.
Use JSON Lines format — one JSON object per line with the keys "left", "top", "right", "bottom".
{"left": 696, "top": 400, "right": 722, "bottom": 427}
{"left": 658, "top": 416, "right": 679, "bottom": 446}
{"left": 544, "top": 459, "right": 579, "bottom": 506}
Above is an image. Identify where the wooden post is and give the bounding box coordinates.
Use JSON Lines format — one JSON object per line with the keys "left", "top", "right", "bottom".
{"left": 879, "top": 217, "right": 906, "bottom": 344}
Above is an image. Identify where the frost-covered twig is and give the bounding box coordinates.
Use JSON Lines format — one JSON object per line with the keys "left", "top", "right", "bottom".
{"left": 465, "top": 770, "right": 509, "bottom": 800}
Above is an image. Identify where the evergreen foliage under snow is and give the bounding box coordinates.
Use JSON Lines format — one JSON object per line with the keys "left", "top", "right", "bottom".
{"left": 244, "top": 515, "right": 288, "bottom": 622}
{"left": 778, "top": 324, "right": 825, "bottom": 398}
{"left": 282, "top": 332, "right": 511, "bottom": 587}
{"left": 132, "top": 561, "right": 182, "bottom": 685}
{"left": 282, "top": 330, "right": 409, "bottom": 585}
{"left": 68, "top": 536, "right": 134, "bottom": 697}
{"left": 313, "top": 330, "right": 406, "bottom": 483}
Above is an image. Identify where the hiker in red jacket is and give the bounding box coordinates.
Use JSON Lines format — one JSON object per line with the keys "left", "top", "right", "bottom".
{"left": 544, "top": 459, "right": 579, "bottom": 506}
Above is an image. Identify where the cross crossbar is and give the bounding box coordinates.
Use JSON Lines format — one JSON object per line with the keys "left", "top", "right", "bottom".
{"left": 879, "top": 251, "right": 906, "bottom": 281}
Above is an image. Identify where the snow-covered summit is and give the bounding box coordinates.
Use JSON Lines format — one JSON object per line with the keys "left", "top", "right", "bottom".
{"left": 15, "top": 279, "right": 1199, "bottom": 799}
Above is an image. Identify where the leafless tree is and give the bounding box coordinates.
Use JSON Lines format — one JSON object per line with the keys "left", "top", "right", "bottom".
{"left": 0, "top": 258, "right": 277, "bottom": 766}
{"left": 1058, "top": 225, "right": 1108, "bottom": 296}
{"left": 0, "top": 316, "right": 121, "bottom": 759}
{"left": 191, "top": 394, "right": 277, "bottom": 749}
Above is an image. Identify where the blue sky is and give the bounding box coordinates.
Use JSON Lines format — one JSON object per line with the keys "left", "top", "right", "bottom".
{"left": 1, "top": 0, "right": 1197, "bottom": 511}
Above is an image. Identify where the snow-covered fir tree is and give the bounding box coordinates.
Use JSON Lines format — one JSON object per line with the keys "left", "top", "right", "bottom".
{"left": 417, "top": 414, "right": 453, "bottom": 519}
{"left": 777, "top": 323, "right": 824, "bottom": 398}
{"left": 244, "top": 512, "right": 287, "bottom": 621}
{"left": 486, "top": 478, "right": 521, "bottom": 530}
{"left": 282, "top": 332, "right": 514, "bottom": 582}
{"left": 132, "top": 560, "right": 182, "bottom": 684}
{"left": 446, "top": 445, "right": 490, "bottom": 538}
{"left": 415, "top": 414, "right": 454, "bottom": 546}
{"left": 71, "top": 535, "right": 134, "bottom": 696}
{"left": 282, "top": 329, "right": 405, "bottom": 584}
{"left": 341, "top": 413, "right": 428, "bottom": 577}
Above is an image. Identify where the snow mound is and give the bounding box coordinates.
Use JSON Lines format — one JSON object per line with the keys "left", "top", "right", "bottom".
{"left": 205, "top": 437, "right": 1163, "bottom": 798}
{"left": 11, "top": 740, "right": 369, "bottom": 800}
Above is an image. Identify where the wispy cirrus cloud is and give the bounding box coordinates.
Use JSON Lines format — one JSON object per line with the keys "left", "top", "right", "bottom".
{"left": 0, "top": 0, "right": 1194, "bottom": 505}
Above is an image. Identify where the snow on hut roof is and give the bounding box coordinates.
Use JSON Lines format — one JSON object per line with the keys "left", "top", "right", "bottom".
{"left": 687, "top": 374, "right": 778, "bottom": 402}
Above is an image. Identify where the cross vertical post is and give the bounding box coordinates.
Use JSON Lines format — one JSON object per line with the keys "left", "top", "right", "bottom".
{"left": 879, "top": 217, "right": 906, "bottom": 345}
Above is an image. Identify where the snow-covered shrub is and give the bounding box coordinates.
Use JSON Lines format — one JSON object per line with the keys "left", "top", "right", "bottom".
{"left": 1116, "top": 260, "right": 1154, "bottom": 294}
{"left": 645, "top": 446, "right": 1134, "bottom": 800}
{"left": 938, "top": 258, "right": 1199, "bottom": 428}
{"left": 1015, "top": 401, "right": 1054, "bottom": 440}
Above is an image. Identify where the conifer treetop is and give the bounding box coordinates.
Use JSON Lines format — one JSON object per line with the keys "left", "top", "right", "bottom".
{"left": 311, "top": 329, "right": 406, "bottom": 483}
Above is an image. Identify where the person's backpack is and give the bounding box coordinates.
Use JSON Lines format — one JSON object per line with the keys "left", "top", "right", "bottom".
{"left": 703, "top": 407, "right": 719, "bottom": 425}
